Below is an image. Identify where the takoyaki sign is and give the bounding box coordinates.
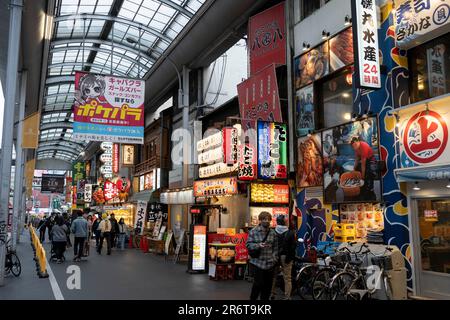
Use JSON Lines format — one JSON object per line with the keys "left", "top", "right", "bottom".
{"left": 73, "top": 72, "right": 145, "bottom": 144}
{"left": 398, "top": 105, "right": 450, "bottom": 167}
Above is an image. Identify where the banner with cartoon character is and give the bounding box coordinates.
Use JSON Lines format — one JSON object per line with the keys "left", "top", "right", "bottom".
{"left": 73, "top": 71, "right": 145, "bottom": 144}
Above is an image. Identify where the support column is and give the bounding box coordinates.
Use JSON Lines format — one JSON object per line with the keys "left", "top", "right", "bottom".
{"left": 12, "top": 71, "right": 27, "bottom": 250}
{"left": 285, "top": 0, "right": 295, "bottom": 174}
{"left": 182, "top": 66, "right": 190, "bottom": 188}
{"left": 0, "top": 0, "right": 23, "bottom": 286}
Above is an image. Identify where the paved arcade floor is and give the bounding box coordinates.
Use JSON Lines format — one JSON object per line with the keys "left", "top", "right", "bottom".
{"left": 0, "top": 232, "right": 252, "bottom": 300}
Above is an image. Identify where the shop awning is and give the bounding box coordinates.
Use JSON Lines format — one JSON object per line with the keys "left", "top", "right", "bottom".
{"left": 128, "top": 190, "right": 152, "bottom": 203}
{"left": 394, "top": 164, "right": 450, "bottom": 182}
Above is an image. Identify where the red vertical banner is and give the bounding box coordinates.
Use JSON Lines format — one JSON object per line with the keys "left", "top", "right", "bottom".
{"left": 248, "top": 2, "right": 286, "bottom": 76}
{"left": 113, "top": 143, "right": 120, "bottom": 174}
{"left": 237, "top": 64, "right": 283, "bottom": 131}
{"left": 222, "top": 128, "right": 238, "bottom": 165}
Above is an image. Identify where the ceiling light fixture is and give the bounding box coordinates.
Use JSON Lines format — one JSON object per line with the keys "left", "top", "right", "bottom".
{"left": 446, "top": 180, "right": 450, "bottom": 189}
{"left": 413, "top": 182, "right": 421, "bottom": 191}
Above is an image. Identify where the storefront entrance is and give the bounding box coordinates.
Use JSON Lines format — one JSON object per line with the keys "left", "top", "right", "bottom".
{"left": 411, "top": 197, "right": 450, "bottom": 299}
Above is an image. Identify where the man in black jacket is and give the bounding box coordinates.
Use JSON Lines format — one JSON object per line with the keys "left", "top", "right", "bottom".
{"left": 109, "top": 214, "right": 120, "bottom": 248}
{"left": 271, "top": 215, "right": 297, "bottom": 300}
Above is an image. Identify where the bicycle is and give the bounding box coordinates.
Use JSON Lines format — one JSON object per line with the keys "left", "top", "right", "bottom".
{"left": 2, "top": 238, "right": 22, "bottom": 277}
{"left": 312, "top": 242, "right": 366, "bottom": 300}
{"left": 344, "top": 246, "right": 394, "bottom": 300}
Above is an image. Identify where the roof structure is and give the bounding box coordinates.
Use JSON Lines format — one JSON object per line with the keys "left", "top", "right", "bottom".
{"left": 37, "top": 0, "right": 206, "bottom": 164}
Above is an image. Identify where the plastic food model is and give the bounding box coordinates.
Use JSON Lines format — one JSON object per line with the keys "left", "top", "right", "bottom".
{"left": 217, "top": 248, "right": 235, "bottom": 262}
{"left": 209, "top": 247, "right": 217, "bottom": 260}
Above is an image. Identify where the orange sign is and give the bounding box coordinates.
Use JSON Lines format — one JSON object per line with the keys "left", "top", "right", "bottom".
{"left": 194, "top": 177, "right": 238, "bottom": 197}
{"left": 194, "top": 225, "right": 207, "bottom": 235}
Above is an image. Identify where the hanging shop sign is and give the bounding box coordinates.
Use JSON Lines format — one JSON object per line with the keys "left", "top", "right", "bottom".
{"left": 76, "top": 180, "right": 86, "bottom": 205}
{"left": 237, "top": 64, "right": 283, "bottom": 131}
{"left": 22, "top": 112, "right": 40, "bottom": 149}
{"left": 192, "top": 225, "right": 207, "bottom": 271}
{"left": 198, "top": 147, "right": 223, "bottom": 165}
{"left": 248, "top": 2, "right": 286, "bottom": 76}
{"left": 41, "top": 174, "right": 65, "bottom": 194}
{"left": 394, "top": 0, "right": 450, "bottom": 49}
{"left": 398, "top": 103, "right": 450, "bottom": 167}
{"left": 297, "top": 133, "right": 323, "bottom": 188}
{"left": 144, "top": 171, "right": 154, "bottom": 191}
{"left": 427, "top": 44, "right": 447, "bottom": 97}
{"left": 238, "top": 143, "right": 257, "bottom": 181}
{"left": 197, "top": 131, "right": 222, "bottom": 152}
{"left": 193, "top": 177, "right": 238, "bottom": 197}
{"left": 84, "top": 184, "right": 93, "bottom": 203}
{"left": 199, "top": 163, "right": 238, "bottom": 178}
{"left": 351, "top": 0, "right": 381, "bottom": 89}
{"left": 250, "top": 207, "right": 289, "bottom": 227}
{"left": 100, "top": 142, "right": 113, "bottom": 179}
{"left": 104, "top": 180, "right": 119, "bottom": 201}
{"left": 147, "top": 203, "right": 168, "bottom": 223}
{"left": 72, "top": 161, "right": 85, "bottom": 186}
{"left": 223, "top": 127, "right": 238, "bottom": 165}
{"left": 250, "top": 183, "right": 289, "bottom": 204}
{"left": 424, "top": 210, "right": 438, "bottom": 222}
{"left": 122, "top": 144, "right": 135, "bottom": 165}
{"left": 322, "top": 116, "right": 381, "bottom": 203}
{"left": 134, "top": 200, "right": 148, "bottom": 235}
{"left": 73, "top": 72, "right": 145, "bottom": 144}
{"left": 139, "top": 175, "right": 145, "bottom": 192}
{"left": 113, "top": 143, "right": 120, "bottom": 174}
{"left": 257, "top": 122, "right": 288, "bottom": 179}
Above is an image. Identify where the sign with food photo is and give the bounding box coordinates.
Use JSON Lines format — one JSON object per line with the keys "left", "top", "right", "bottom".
{"left": 330, "top": 27, "right": 354, "bottom": 72}
{"left": 297, "top": 134, "right": 323, "bottom": 188}
{"left": 294, "top": 41, "right": 330, "bottom": 89}
{"left": 322, "top": 116, "right": 381, "bottom": 203}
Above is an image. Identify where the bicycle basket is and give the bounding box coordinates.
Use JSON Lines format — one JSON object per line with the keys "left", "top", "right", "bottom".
{"left": 331, "top": 251, "right": 351, "bottom": 264}
{"left": 371, "top": 255, "right": 393, "bottom": 270}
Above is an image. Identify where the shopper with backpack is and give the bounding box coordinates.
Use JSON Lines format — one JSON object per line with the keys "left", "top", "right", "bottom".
{"left": 271, "top": 215, "right": 297, "bottom": 300}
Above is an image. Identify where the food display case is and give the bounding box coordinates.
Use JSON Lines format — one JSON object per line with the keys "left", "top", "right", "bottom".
{"left": 209, "top": 243, "right": 236, "bottom": 265}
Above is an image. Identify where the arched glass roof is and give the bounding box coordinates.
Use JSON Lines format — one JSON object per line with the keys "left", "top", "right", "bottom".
{"left": 37, "top": 0, "right": 206, "bottom": 163}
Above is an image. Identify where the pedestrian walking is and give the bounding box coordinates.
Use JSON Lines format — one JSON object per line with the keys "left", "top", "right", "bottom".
{"left": 109, "top": 213, "right": 119, "bottom": 248}
{"left": 117, "top": 218, "right": 127, "bottom": 250}
{"left": 271, "top": 215, "right": 297, "bottom": 300}
{"left": 70, "top": 210, "right": 88, "bottom": 262}
{"left": 51, "top": 216, "right": 69, "bottom": 264}
{"left": 93, "top": 215, "right": 102, "bottom": 248}
{"left": 37, "top": 216, "right": 47, "bottom": 243}
{"left": 97, "top": 213, "right": 112, "bottom": 255}
{"left": 246, "top": 211, "right": 278, "bottom": 301}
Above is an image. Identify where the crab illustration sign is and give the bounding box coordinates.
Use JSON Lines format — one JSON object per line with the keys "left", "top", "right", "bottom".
{"left": 399, "top": 108, "right": 450, "bottom": 167}
{"left": 73, "top": 71, "right": 145, "bottom": 144}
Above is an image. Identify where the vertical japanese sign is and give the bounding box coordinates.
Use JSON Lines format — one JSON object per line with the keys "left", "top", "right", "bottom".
{"left": 134, "top": 200, "right": 148, "bottom": 235}
{"left": 113, "top": 143, "right": 120, "bottom": 174}
{"left": 257, "top": 122, "right": 287, "bottom": 179}
{"left": 192, "top": 225, "right": 207, "bottom": 271}
{"left": 238, "top": 144, "right": 257, "bottom": 181}
{"left": 427, "top": 44, "right": 447, "bottom": 97}
{"left": 122, "top": 144, "right": 135, "bottom": 165}
{"left": 351, "top": 0, "right": 381, "bottom": 89}
{"left": 395, "top": 0, "right": 450, "bottom": 49}
{"left": 237, "top": 64, "right": 283, "bottom": 131}
{"left": 22, "top": 112, "right": 40, "bottom": 149}
{"left": 84, "top": 184, "right": 92, "bottom": 203}
{"left": 100, "top": 142, "right": 113, "bottom": 179}
{"left": 72, "top": 162, "right": 85, "bottom": 186}
{"left": 73, "top": 71, "right": 145, "bottom": 144}
{"left": 223, "top": 128, "right": 238, "bottom": 165}
{"left": 248, "top": 2, "right": 286, "bottom": 76}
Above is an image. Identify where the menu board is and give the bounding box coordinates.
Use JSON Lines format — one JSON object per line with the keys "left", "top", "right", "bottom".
{"left": 192, "top": 225, "right": 207, "bottom": 271}
{"left": 251, "top": 183, "right": 289, "bottom": 204}
{"left": 250, "top": 207, "right": 289, "bottom": 227}
{"left": 193, "top": 177, "right": 238, "bottom": 197}
{"left": 339, "top": 203, "right": 384, "bottom": 240}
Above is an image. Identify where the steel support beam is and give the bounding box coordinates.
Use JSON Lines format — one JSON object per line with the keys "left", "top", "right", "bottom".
{"left": 40, "top": 121, "right": 73, "bottom": 131}
{"left": 158, "top": 0, "right": 193, "bottom": 18}
{"left": 37, "top": 145, "right": 81, "bottom": 156}
{"left": 47, "top": 62, "right": 129, "bottom": 77}
{"left": 0, "top": 0, "right": 23, "bottom": 287}
{"left": 12, "top": 71, "right": 26, "bottom": 249}
{"left": 54, "top": 14, "right": 172, "bottom": 44}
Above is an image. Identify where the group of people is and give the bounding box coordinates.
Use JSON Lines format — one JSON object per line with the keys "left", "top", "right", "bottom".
{"left": 246, "top": 211, "right": 297, "bottom": 300}
{"left": 36, "top": 209, "right": 129, "bottom": 264}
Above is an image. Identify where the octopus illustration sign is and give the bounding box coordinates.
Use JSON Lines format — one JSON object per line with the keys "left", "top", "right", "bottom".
{"left": 73, "top": 72, "right": 145, "bottom": 144}
{"left": 399, "top": 107, "right": 450, "bottom": 167}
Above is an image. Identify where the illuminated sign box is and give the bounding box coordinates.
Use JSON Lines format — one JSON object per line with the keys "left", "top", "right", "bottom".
{"left": 250, "top": 183, "right": 289, "bottom": 204}
{"left": 194, "top": 177, "right": 238, "bottom": 197}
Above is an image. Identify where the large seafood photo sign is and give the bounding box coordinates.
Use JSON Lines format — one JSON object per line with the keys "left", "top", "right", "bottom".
{"left": 73, "top": 72, "right": 145, "bottom": 144}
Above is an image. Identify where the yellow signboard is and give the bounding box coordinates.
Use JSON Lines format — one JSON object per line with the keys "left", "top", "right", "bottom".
{"left": 22, "top": 112, "right": 40, "bottom": 149}
{"left": 25, "top": 159, "right": 36, "bottom": 197}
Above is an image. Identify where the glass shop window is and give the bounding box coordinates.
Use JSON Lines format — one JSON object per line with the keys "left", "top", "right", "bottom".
{"left": 319, "top": 68, "right": 353, "bottom": 128}
{"left": 300, "top": 0, "right": 331, "bottom": 21}
{"left": 409, "top": 33, "right": 450, "bottom": 103}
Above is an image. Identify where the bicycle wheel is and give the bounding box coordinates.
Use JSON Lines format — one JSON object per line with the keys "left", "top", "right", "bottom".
{"left": 9, "top": 253, "right": 21, "bottom": 277}
{"left": 330, "top": 271, "right": 356, "bottom": 300}
{"left": 346, "top": 277, "right": 366, "bottom": 300}
{"left": 295, "top": 265, "right": 315, "bottom": 300}
{"left": 312, "top": 269, "right": 333, "bottom": 300}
